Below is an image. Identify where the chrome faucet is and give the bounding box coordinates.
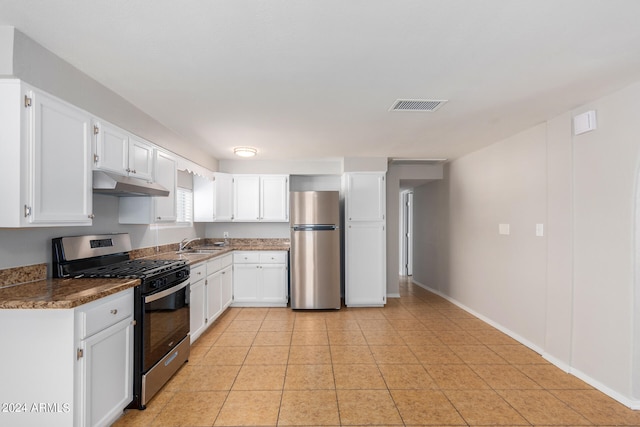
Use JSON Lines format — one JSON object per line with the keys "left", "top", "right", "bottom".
{"left": 179, "top": 237, "right": 201, "bottom": 252}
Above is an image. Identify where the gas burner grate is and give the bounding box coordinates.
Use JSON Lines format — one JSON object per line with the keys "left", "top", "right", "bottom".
{"left": 76, "top": 259, "right": 188, "bottom": 279}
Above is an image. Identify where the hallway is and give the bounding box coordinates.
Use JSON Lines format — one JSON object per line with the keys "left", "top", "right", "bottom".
{"left": 114, "top": 277, "right": 640, "bottom": 426}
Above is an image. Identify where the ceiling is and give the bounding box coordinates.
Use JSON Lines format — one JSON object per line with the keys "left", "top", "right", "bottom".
{"left": 2, "top": 0, "right": 640, "bottom": 162}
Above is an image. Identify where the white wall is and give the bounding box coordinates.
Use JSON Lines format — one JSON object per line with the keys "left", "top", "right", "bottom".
{"left": 545, "top": 112, "right": 574, "bottom": 369}
{"left": 412, "top": 80, "right": 640, "bottom": 407}
{"left": 0, "top": 28, "right": 211, "bottom": 274}
{"left": 0, "top": 195, "right": 205, "bottom": 273}
{"left": 6, "top": 27, "right": 216, "bottom": 171}
{"left": 0, "top": 27, "right": 13, "bottom": 75}
{"left": 219, "top": 159, "right": 342, "bottom": 175}
{"left": 449, "top": 125, "right": 548, "bottom": 347}
{"left": 570, "top": 83, "right": 640, "bottom": 401}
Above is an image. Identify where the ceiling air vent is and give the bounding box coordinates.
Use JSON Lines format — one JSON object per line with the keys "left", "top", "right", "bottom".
{"left": 390, "top": 99, "right": 447, "bottom": 112}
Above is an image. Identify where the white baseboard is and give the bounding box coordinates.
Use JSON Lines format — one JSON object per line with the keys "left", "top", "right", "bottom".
{"left": 569, "top": 366, "right": 640, "bottom": 410}
{"left": 409, "top": 279, "right": 640, "bottom": 410}
{"left": 387, "top": 293, "right": 400, "bottom": 298}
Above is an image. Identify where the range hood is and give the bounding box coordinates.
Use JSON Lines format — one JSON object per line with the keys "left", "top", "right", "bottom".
{"left": 93, "top": 171, "right": 170, "bottom": 197}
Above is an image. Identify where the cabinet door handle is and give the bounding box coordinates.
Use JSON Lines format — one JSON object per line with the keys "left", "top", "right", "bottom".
{"left": 110, "top": 309, "right": 118, "bottom": 315}
{"left": 88, "top": 214, "right": 95, "bottom": 219}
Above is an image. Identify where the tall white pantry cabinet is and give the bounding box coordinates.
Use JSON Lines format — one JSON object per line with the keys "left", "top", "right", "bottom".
{"left": 344, "top": 172, "right": 387, "bottom": 307}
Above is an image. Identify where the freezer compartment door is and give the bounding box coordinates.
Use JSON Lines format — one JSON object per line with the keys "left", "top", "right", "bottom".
{"left": 290, "top": 191, "right": 340, "bottom": 226}
{"left": 290, "top": 229, "right": 341, "bottom": 309}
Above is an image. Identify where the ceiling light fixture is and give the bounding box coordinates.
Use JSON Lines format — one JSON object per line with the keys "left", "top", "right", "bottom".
{"left": 233, "top": 147, "right": 257, "bottom": 157}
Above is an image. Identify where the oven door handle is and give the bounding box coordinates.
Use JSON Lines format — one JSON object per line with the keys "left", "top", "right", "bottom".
{"left": 144, "top": 279, "right": 189, "bottom": 303}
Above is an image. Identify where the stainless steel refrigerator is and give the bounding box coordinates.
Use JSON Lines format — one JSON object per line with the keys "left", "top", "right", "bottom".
{"left": 290, "top": 191, "right": 341, "bottom": 309}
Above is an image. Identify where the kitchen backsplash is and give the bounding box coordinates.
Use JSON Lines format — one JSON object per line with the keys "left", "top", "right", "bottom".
{"left": 0, "top": 238, "right": 291, "bottom": 286}
{"left": 129, "top": 237, "right": 290, "bottom": 259}
{"left": 0, "top": 264, "right": 47, "bottom": 288}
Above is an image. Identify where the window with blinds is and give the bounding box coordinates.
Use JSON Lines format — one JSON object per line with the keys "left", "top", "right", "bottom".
{"left": 176, "top": 187, "right": 193, "bottom": 224}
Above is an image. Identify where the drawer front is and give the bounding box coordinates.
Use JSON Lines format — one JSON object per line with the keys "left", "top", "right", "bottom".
{"left": 82, "top": 290, "right": 133, "bottom": 338}
{"left": 191, "top": 263, "right": 206, "bottom": 281}
{"left": 220, "top": 254, "right": 232, "bottom": 268}
{"left": 207, "top": 257, "right": 222, "bottom": 274}
{"left": 259, "top": 251, "right": 288, "bottom": 264}
{"left": 233, "top": 252, "right": 260, "bottom": 264}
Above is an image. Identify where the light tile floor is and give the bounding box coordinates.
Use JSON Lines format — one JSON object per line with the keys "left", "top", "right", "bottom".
{"left": 113, "top": 278, "right": 640, "bottom": 426}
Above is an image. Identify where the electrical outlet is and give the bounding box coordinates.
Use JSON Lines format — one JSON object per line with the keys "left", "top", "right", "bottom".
{"left": 498, "top": 224, "right": 510, "bottom": 235}
{"left": 223, "top": 232, "right": 229, "bottom": 238}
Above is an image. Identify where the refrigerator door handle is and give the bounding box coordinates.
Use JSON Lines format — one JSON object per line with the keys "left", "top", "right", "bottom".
{"left": 292, "top": 225, "right": 339, "bottom": 231}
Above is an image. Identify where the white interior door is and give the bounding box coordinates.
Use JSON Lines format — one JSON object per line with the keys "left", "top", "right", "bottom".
{"left": 400, "top": 191, "right": 413, "bottom": 276}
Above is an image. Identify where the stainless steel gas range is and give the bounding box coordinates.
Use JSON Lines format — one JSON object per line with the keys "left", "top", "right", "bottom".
{"left": 52, "top": 233, "right": 190, "bottom": 409}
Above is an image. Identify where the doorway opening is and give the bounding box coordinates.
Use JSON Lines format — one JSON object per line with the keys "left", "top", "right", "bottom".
{"left": 400, "top": 190, "right": 413, "bottom": 276}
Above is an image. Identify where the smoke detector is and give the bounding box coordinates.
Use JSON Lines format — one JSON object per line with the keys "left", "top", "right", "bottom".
{"left": 389, "top": 99, "right": 448, "bottom": 112}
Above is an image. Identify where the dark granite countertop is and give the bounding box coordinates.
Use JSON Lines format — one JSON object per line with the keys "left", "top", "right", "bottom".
{"left": 0, "top": 277, "right": 139, "bottom": 309}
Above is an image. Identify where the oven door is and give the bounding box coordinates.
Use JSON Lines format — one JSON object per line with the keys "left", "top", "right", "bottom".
{"left": 142, "top": 279, "right": 190, "bottom": 373}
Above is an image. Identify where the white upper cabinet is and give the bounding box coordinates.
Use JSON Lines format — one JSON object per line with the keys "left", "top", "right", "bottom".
{"left": 94, "top": 120, "right": 154, "bottom": 182}
{"left": 119, "top": 149, "right": 177, "bottom": 224}
{"left": 233, "top": 175, "right": 261, "bottom": 221}
{"left": 345, "top": 173, "right": 385, "bottom": 222}
{"left": 154, "top": 150, "right": 178, "bottom": 222}
{"left": 193, "top": 172, "right": 233, "bottom": 222}
{"left": 193, "top": 175, "right": 214, "bottom": 222}
{"left": 260, "top": 175, "right": 289, "bottom": 221}
{"left": 93, "top": 120, "right": 128, "bottom": 175}
{"left": 0, "top": 80, "right": 93, "bottom": 227}
{"left": 127, "top": 135, "right": 154, "bottom": 181}
{"left": 215, "top": 173, "right": 234, "bottom": 221}
{"left": 233, "top": 174, "right": 289, "bottom": 222}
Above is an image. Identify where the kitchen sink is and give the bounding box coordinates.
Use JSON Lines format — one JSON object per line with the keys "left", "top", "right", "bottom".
{"left": 176, "top": 248, "right": 225, "bottom": 254}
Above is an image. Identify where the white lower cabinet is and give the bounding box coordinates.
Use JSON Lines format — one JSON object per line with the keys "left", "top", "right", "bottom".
{"left": 206, "top": 269, "right": 223, "bottom": 323}
{"left": 190, "top": 255, "right": 233, "bottom": 344}
{"left": 189, "top": 263, "right": 207, "bottom": 343}
{"left": 0, "top": 288, "right": 134, "bottom": 427}
{"left": 232, "top": 251, "right": 288, "bottom": 307}
{"left": 78, "top": 317, "right": 133, "bottom": 427}
{"left": 75, "top": 289, "right": 134, "bottom": 427}
{"left": 220, "top": 265, "right": 233, "bottom": 309}
{"left": 345, "top": 222, "right": 386, "bottom": 307}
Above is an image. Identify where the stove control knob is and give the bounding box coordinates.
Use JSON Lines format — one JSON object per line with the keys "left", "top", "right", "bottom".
{"left": 176, "top": 270, "right": 187, "bottom": 280}
{"left": 150, "top": 278, "right": 165, "bottom": 289}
